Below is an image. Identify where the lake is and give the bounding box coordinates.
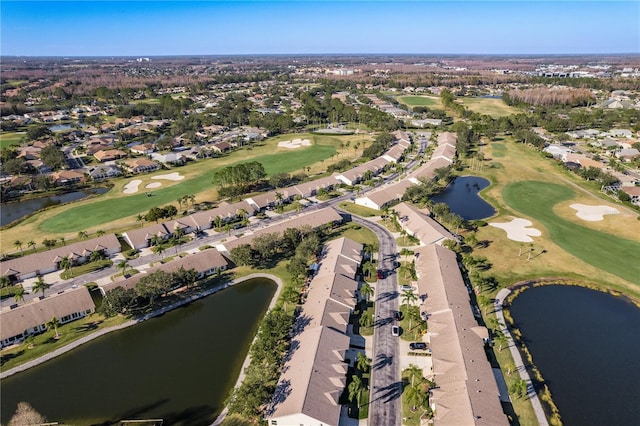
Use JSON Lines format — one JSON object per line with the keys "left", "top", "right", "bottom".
{"left": 509, "top": 285, "right": 640, "bottom": 425}
{"left": 0, "top": 277, "right": 277, "bottom": 425}
{"left": 431, "top": 175, "right": 495, "bottom": 220}
{"left": 1, "top": 187, "right": 110, "bottom": 226}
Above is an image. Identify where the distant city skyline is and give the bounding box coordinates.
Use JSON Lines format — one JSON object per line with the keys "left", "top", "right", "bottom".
{"left": 1, "top": 1, "right": 638, "bottom": 57}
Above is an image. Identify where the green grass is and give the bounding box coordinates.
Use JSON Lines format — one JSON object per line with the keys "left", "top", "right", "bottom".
{"left": 338, "top": 202, "right": 380, "bottom": 217}
{"left": 59, "top": 259, "right": 113, "bottom": 279}
{"left": 491, "top": 143, "right": 507, "bottom": 158}
{"left": 0, "top": 132, "right": 25, "bottom": 149}
{"left": 39, "top": 141, "right": 336, "bottom": 233}
{"left": 0, "top": 313, "right": 128, "bottom": 371}
{"left": 458, "top": 97, "right": 519, "bottom": 118}
{"left": 503, "top": 181, "right": 640, "bottom": 284}
{"left": 397, "top": 95, "right": 442, "bottom": 108}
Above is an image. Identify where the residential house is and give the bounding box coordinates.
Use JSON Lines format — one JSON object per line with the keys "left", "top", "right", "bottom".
{"left": 413, "top": 244, "right": 508, "bottom": 426}
{"left": 150, "top": 152, "right": 184, "bottom": 165}
{"left": 94, "top": 149, "right": 127, "bottom": 162}
{"left": 393, "top": 202, "right": 454, "bottom": 245}
{"left": 1, "top": 286, "right": 96, "bottom": 348}
{"left": 88, "top": 164, "right": 122, "bottom": 180}
{"left": 123, "top": 158, "right": 160, "bottom": 174}
{"left": 0, "top": 234, "right": 121, "bottom": 282}
{"left": 51, "top": 170, "right": 86, "bottom": 185}
{"left": 615, "top": 148, "right": 640, "bottom": 162}
{"left": 129, "top": 143, "right": 155, "bottom": 155}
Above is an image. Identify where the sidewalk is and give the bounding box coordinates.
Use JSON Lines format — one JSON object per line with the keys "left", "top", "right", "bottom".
{"left": 495, "top": 288, "right": 549, "bottom": 426}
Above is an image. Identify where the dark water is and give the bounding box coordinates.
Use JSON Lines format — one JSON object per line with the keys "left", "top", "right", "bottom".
{"left": 431, "top": 175, "right": 495, "bottom": 220}
{"left": 0, "top": 278, "right": 277, "bottom": 425}
{"left": 510, "top": 285, "right": 640, "bottom": 425}
{"left": 1, "top": 187, "right": 109, "bottom": 226}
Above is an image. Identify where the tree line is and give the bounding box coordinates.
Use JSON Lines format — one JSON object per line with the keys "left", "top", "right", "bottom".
{"left": 100, "top": 267, "right": 199, "bottom": 317}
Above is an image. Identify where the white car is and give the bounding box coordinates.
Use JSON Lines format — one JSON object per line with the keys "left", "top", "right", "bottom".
{"left": 391, "top": 325, "right": 400, "bottom": 337}
{"left": 401, "top": 285, "right": 414, "bottom": 292}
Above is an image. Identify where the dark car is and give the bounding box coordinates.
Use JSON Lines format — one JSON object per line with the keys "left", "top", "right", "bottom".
{"left": 377, "top": 269, "right": 384, "bottom": 279}
{"left": 410, "top": 342, "right": 428, "bottom": 351}
{"left": 393, "top": 311, "right": 402, "bottom": 321}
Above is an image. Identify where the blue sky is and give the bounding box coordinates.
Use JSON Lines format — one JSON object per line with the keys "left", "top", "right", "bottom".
{"left": 1, "top": 1, "right": 638, "bottom": 56}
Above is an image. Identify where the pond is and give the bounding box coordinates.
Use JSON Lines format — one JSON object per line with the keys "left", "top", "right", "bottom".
{"left": 0, "top": 277, "right": 277, "bottom": 425}
{"left": 1, "top": 187, "right": 110, "bottom": 226}
{"left": 509, "top": 285, "right": 640, "bottom": 425}
{"left": 431, "top": 175, "right": 495, "bottom": 220}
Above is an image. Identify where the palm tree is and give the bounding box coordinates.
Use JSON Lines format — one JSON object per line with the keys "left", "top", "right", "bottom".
{"left": 348, "top": 375, "right": 367, "bottom": 409}
{"left": 27, "top": 240, "right": 36, "bottom": 253}
{"left": 14, "top": 286, "right": 26, "bottom": 305}
{"left": 156, "top": 245, "right": 166, "bottom": 259}
{"left": 362, "top": 261, "right": 376, "bottom": 280}
{"left": 59, "top": 257, "right": 72, "bottom": 272}
{"left": 77, "top": 231, "right": 88, "bottom": 240}
{"left": 214, "top": 216, "right": 223, "bottom": 231}
{"left": 117, "top": 260, "right": 130, "bottom": 276}
{"left": 356, "top": 352, "right": 371, "bottom": 373}
{"left": 275, "top": 191, "right": 283, "bottom": 206}
{"left": 32, "top": 276, "right": 50, "bottom": 298}
{"left": 493, "top": 330, "right": 509, "bottom": 352}
{"left": 405, "top": 382, "right": 427, "bottom": 412}
{"left": 401, "top": 289, "right": 418, "bottom": 307}
{"left": 60, "top": 236, "right": 66, "bottom": 246}
{"left": 13, "top": 240, "right": 23, "bottom": 254}
{"left": 46, "top": 316, "right": 60, "bottom": 339}
{"left": 359, "top": 281, "right": 374, "bottom": 302}
{"left": 96, "top": 230, "right": 106, "bottom": 237}
{"left": 136, "top": 214, "right": 144, "bottom": 227}
{"left": 176, "top": 197, "right": 184, "bottom": 210}
{"left": 477, "top": 294, "right": 492, "bottom": 315}
{"left": 405, "top": 364, "right": 424, "bottom": 387}
{"left": 188, "top": 194, "right": 196, "bottom": 208}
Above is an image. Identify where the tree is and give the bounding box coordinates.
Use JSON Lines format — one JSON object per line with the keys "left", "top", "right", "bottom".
{"left": 401, "top": 289, "right": 418, "bottom": 307}
{"left": 405, "top": 382, "right": 427, "bottom": 412}
{"left": 101, "top": 287, "right": 137, "bottom": 316}
{"left": 13, "top": 240, "right": 23, "bottom": 254}
{"left": 509, "top": 378, "right": 529, "bottom": 399}
{"left": 42, "top": 239, "right": 57, "bottom": 250}
{"left": 230, "top": 244, "right": 255, "bottom": 267}
{"left": 32, "top": 276, "right": 50, "bottom": 298}
{"left": 7, "top": 402, "right": 47, "bottom": 426}
{"left": 60, "top": 236, "right": 66, "bottom": 246}
{"left": 117, "top": 260, "right": 130, "bottom": 276}
{"left": 59, "top": 256, "right": 72, "bottom": 271}
{"left": 78, "top": 231, "right": 89, "bottom": 240}
{"left": 27, "top": 240, "right": 36, "bottom": 253}
{"left": 41, "top": 145, "right": 66, "bottom": 170}
{"left": 47, "top": 316, "right": 60, "bottom": 338}
{"left": 493, "top": 331, "right": 509, "bottom": 352}
{"left": 356, "top": 352, "right": 371, "bottom": 373}
{"left": 477, "top": 294, "right": 492, "bottom": 315}
{"left": 348, "top": 375, "right": 367, "bottom": 409}
{"left": 14, "top": 286, "right": 26, "bottom": 305}
{"left": 136, "top": 214, "right": 144, "bottom": 227}
{"left": 96, "top": 229, "right": 106, "bottom": 237}
{"left": 359, "top": 280, "right": 374, "bottom": 302}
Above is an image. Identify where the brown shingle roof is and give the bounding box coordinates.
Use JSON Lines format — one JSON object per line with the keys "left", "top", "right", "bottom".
{"left": 1, "top": 287, "right": 95, "bottom": 341}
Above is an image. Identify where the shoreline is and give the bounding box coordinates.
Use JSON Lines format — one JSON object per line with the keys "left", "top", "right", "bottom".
{"left": 0, "top": 273, "right": 284, "bottom": 380}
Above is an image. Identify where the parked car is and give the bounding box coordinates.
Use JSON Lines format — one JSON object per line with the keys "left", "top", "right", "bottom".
{"left": 401, "top": 284, "right": 414, "bottom": 292}
{"left": 409, "top": 342, "right": 427, "bottom": 351}
{"left": 391, "top": 325, "right": 400, "bottom": 337}
{"left": 393, "top": 311, "right": 402, "bottom": 321}
{"left": 377, "top": 269, "right": 384, "bottom": 279}
{"left": 420, "top": 311, "right": 428, "bottom": 321}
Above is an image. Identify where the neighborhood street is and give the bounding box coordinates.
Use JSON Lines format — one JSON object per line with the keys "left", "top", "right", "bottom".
{"left": 345, "top": 212, "right": 401, "bottom": 426}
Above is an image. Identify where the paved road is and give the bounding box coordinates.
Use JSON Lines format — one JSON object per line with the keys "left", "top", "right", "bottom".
{"left": 344, "top": 212, "right": 401, "bottom": 426}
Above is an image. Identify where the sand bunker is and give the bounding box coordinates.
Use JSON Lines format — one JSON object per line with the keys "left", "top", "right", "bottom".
{"left": 152, "top": 172, "right": 184, "bottom": 181}
{"left": 570, "top": 203, "right": 619, "bottom": 221}
{"left": 490, "top": 218, "right": 541, "bottom": 242}
{"left": 123, "top": 179, "right": 142, "bottom": 194}
{"left": 146, "top": 182, "right": 162, "bottom": 189}
{"left": 278, "top": 138, "right": 311, "bottom": 149}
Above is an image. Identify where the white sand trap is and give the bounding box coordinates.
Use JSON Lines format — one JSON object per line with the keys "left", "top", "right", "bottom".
{"left": 570, "top": 203, "right": 620, "bottom": 222}
{"left": 490, "top": 218, "right": 542, "bottom": 242}
{"left": 123, "top": 179, "right": 142, "bottom": 194}
{"left": 277, "top": 138, "right": 311, "bottom": 149}
{"left": 145, "top": 182, "right": 162, "bottom": 189}
{"left": 152, "top": 172, "right": 184, "bottom": 181}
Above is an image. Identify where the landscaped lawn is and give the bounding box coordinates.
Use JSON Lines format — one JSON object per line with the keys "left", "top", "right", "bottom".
{"left": 38, "top": 136, "right": 337, "bottom": 233}
{"left": 0, "top": 132, "right": 25, "bottom": 149}
{"left": 458, "top": 97, "right": 520, "bottom": 118}
{"left": 397, "top": 95, "right": 442, "bottom": 108}
{"left": 503, "top": 181, "right": 640, "bottom": 285}
{"left": 490, "top": 142, "right": 507, "bottom": 157}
